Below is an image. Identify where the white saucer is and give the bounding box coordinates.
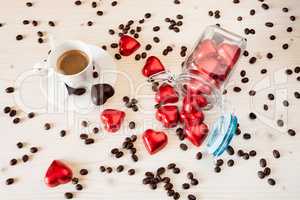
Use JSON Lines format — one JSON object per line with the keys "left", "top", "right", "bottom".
{"left": 39, "top": 44, "right": 117, "bottom": 113}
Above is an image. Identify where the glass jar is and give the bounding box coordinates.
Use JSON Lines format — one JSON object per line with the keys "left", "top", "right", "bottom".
{"left": 150, "top": 25, "right": 246, "bottom": 157}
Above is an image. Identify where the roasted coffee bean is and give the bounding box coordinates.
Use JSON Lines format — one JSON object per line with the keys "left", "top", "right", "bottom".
{"left": 277, "top": 119, "right": 284, "bottom": 127}
{"left": 44, "top": 123, "right": 51, "bottom": 130}
{"left": 38, "top": 38, "right": 44, "bottom": 44}
{"left": 264, "top": 167, "right": 271, "bottom": 176}
{"left": 64, "top": 192, "right": 73, "bottom": 199}
{"left": 13, "top": 117, "right": 20, "bottom": 124}
{"left": 249, "top": 57, "right": 257, "bottom": 64}
{"left": 128, "top": 169, "right": 135, "bottom": 176}
{"left": 261, "top": 3, "right": 269, "bottom": 10}
{"left": 93, "top": 127, "right": 99, "bottom": 134}
{"left": 106, "top": 167, "right": 113, "bottom": 173}
{"left": 131, "top": 154, "right": 138, "bottom": 162}
{"left": 48, "top": 21, "right": 55, "bottom": 27}
{"left": 116, "top": 165, "right": 124, "bottom": 173}
{"left": 6, "top": 178, "right": 14, "bottom": 185}
{"left": 111, "top": 148, "right": 119, "bottom": 154}
{"left": 157, "top": 167, "right": 166, "bottom": 176}
{"left": 128, "top": 121, "right": 136, "bottom": 129}
{"left": 227, "top": 159, "right": 234, "bottom": 167}
{"left": 145, "top": 13, "right": 151, "bottom": 18}
{"left": 179, "top": 143, "right": 188, "bottom": 151}
{"left": 30, "top": 147, "right": 38, "bottom": 153}
{"left": 153, "top": 26, "right": 160, "bottom": 32}
{"left": 22, "top": 155, "right": 29, "bottom": 162}
{"left": 153, "top": 36, "right": 160, "bottom": 43}
{"left": 99, "top": 166, "right": 106, "bottom": 172}
{"left": 116, "top": 151, "right": 124, "bottom": 158}
{"left": 216, "top": 159, "right": 224, "bottom": 166}
{"left": 173, "top": 167, "right": 180, "bottom": 174}
{"left": 272, "top": 150, "right": 280, "bottom": 159}
{"left": 249, "top": 9, "right": 256, "bottom": 15}
{"left": 8, "top": 110, "right": 16, "bottom": 117}
{"left": 92, "top": 71, "right": 99, "bottom": 78}
{"left": 174, "top": 192, "right": 180, "bottom": 200}
{"left": 10, "top": 158, "right": 17, "bottom": 166}
{"left": 60, "top": 130, "right": 66, "bottom": 137}
{"left": 249, "top": 150, "right": 257, "bottom": 157}
{"left": 79, "top": 169, "right": 88, "bottom": 176}
{"left": 16, "top": 142, "right": 23, "bottom": 149}
{"left": 282, "top": 43, "right": 289, "bottom": 50}
{"left": 265, "top": 22, "right": 274, "bottom": 27}
{"left": 5, "top": 87, "right": 14, "bottom": 93}
{"left": 195, "top": 152, "right": 203, "bottom": 160}
{"left": 260, "top": 158, "right": 267, "bottom": 168}
{"left": 249, "top": 112, "right": 257, "bottom": 120}
{"left": 233, "top": 87, "right": 241, "bottom": 92}
{"left": 81, "top": 120, "right": 88, "bottom": 127}
{"left": 257, "top": 171, "right": 265, "bottom": 179}
{"left": 167, "top": 163, "right": 176, "bottom": 169}
{"left": 226, "top": 146, "right": 235, "bottom": 155}
{"left": 267, "top": 178, "right": 276, "bottom": 186}
{"left": 214, "top": 166, "right": 221, "bottom": 173}
{"left": 294, "top": 91, "right": 300, "bottom": 99}
{"left": 290, "top": 16, "right": 296, "bottom": 21}
{"left": 3, "top": 106, "right": 11, "bottom": 114}
{"left": 75, "top": 184, "right": 83, "bottom": 191}
{"left": 287, "top": 129, "right": 296, "bottom": 136}
{"left": 80, "top": 134, "right": 88, "bottom": 140}
{"left": 243, "top": 153, "right": 250, "bottom": 160}
{"left": 131, "top": 135, "right": 137, "bottom": 142}
{"left": 182, "top": 183, "right": 190, "bottom": 189}
{"left": 191, "top": 179, "right": 199, "bottom": 186}
{"left": 237, "top": 150, "right": 244, "bottom": 157}
{"left": 27, "top": 112, "right": 35, "bottom": 118}
{"left": 145, "top": 171, "right": 154, "bottom": 177}
{"left": 16, "top": 35, "right": 23, "bottom": 40}
{"left": 111, "top": 1, "right": 117, "bottom": 6}
{"left": 74, "top": 0, "right": 81, "bottom": 5}
{"left": 71, "top": 177, "right": 79, "bottom": 185}
{"left": 188, "top": 194, "right": 197, "bottom": 200}
{"left": 243, "top": 133, "right": 251, "bottom": 139}
{"left": 97, "top": 10, "right": 104, "bottom": 16}
{"left": 26, "top": 2, "right": 33, "bottom": 7}
{"left": 85, "top": 138, "right": 94, "bottom": 145}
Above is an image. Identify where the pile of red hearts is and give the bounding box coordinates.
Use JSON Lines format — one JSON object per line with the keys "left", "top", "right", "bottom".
{"left": 186, "top": 39, "right": 241, "bottom": 95}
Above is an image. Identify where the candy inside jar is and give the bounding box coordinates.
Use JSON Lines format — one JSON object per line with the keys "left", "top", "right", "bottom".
{"left": 150, "top": 25, "right": 246, "bottom": 157}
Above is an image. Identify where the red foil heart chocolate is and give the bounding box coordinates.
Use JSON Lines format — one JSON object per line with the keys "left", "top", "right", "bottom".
{"left": 142, "top": 56, "right": 165, "bottom": 77}
{"left": 217, "top": 43, "right": 241, "bottom": 68}
{"left": 44, "top": 160, "right": 73, "bottom": 188}
{"left": 184, "top": 123, "right": 209, "bottom": 147}
{"left": 156, "top": 105, "right": 179, "bottom": 128}
{"left": 194, "top": 39, "right": 217, "bottom": 61}
{"left": 180, "top": 108, "right": 204, "bottom": 128}
{"left": 119, "top": 35, "right": 141, "bottom": 56}
{"left": 182, "top": 94, "right": 207, "bottom": 113}
{"left": 101, "top": 109, "right": 125, "bottom": 132}
{"left": 143, "top": 129, "right": 168, "bottom": 155}
{"left": 155, "top": 83, "right": 179, "bottom": 104}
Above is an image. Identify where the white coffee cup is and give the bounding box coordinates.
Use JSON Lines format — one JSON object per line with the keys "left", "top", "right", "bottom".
{"left": 34, "top": 40, "right": 93, "bottom": 88}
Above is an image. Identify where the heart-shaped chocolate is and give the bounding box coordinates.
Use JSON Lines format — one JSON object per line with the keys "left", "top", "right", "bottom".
{"left": 143, "top": 129, "right": 168, "bottom": 155}
{"left": 44, "top": 160, "right": 73, "bottom": 188}
{"left": 182, "top": 94, "right": 207, "bottom": 113}
{"left": 155, "top": 83, "right": 179, "bottom": 104}
{"left": 101, "top": 109, "right": 125, "bottom": 133}
{"left": 184, "top": 123, "right": 208, "bottom": 147}
{"left": 156, "top": 105, "right": 179, "bottom": 128}
{"left": 142, "top": 56, "right": 165, "bottom": 77}
{"left": 194, "top": 39, "right": 217, "bottom": 61}
{"left": 217, "top": 43, "right": 241, "bottom": 68}
{"left": 180, "top": 108, "right": 204, "bottom": 128}
{"left": 195, "top": 55, "right": 229, "bottom": 81}
{"left": 119, "top": 35, "right": 141, "bottom": 56}
{"left": 91, "top": 84, "right": 115, "bottom": 106}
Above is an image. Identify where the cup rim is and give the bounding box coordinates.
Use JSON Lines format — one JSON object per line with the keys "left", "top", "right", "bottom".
{"left": 49, "top": 40, "right": 93, "bottom": 78}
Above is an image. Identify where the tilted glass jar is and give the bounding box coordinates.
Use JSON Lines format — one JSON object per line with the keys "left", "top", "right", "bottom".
{"left": 150, "top": 25, "right": 246, "bottom": 157}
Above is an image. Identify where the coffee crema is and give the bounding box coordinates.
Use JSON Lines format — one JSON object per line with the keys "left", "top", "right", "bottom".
{"left": 57, "top": 50, "right": 89, "bottom": 75}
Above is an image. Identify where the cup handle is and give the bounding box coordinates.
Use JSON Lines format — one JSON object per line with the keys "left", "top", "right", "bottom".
{"left": 33, "top": 59, "right": 50, "bottom": 76}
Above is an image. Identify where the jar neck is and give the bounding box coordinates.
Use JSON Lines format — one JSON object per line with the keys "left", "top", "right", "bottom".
{"left": 175, "top": 71, "right": 222, "bottom": 111}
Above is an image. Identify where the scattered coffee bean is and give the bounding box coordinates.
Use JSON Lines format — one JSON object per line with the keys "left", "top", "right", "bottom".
{"left": 5, "top": 87, "right": 14, "bottom": 93}
{"left": 75, "top": 184, "right": 83, "bottom": 191}
{"left": 3, "top": 106, "right": 11, "bottom": 114}
{"left": 227, "top": 159, "right": 234, "bottom": 167}
{"left": 116, "top": 165, "right": 124, "bottom": 173}
{"left": 30, "top": 147, "right": 38, "bottom": 153}
{"left": 79, "top": 169, "right": 88, "bottom": 176}
{"left": 10, "top": 158, "right": 17, "bottom": 166}
{"left": 6, "top": 178, "right": 14, "bottom": 185}
{"left": 272, "top": 149, "right": 280, "bottom": 159}
{"left": 258, "top": 171, "right": 265, "bottom": 179}
{"left": 179, "top": 143, "right": 188, "bottom": 151}
{"left": 128, "top": 168, "right": 135, "bottom": 176}
{"left": 267, "top": 178, "right": 276, "bottom": 186}
{"left": 287, "top": 129, "right": 296, "bottom": 136}
{"left": 260, "top": 158, "right": 267, "bottom": 168}
{"left": 22, "top": 155, "right": 29, "bottom": 162}
{"left": 27, "top": 112, "right": 35, "bottom": 118}
{"left": 64, "top": 192, "right": 73, "bottom": 199}
{"left": 44, "top": 123, "right": 51, "bottom": 130}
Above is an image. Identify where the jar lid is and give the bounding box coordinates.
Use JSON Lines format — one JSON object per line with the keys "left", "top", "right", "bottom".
{"left": 206, "top": 113, "right": 237, "bottom": 157}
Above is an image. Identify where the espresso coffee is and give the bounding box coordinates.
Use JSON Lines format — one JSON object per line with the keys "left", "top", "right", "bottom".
{"left": 57, "top": 50, "right": 89, "bottom": 75}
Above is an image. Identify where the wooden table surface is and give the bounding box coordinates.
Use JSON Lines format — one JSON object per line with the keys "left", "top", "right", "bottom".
{"left": 0, "top": 0, "right": 299, "bottom": 200}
